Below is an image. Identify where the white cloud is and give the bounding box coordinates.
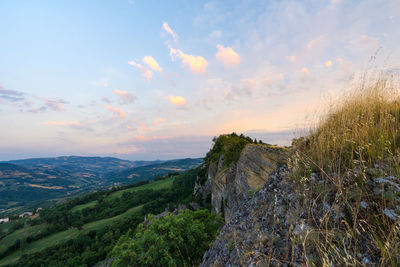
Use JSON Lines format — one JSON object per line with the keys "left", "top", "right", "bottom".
{"left": 162, "top": 22, "right": 178, "bottom": 42}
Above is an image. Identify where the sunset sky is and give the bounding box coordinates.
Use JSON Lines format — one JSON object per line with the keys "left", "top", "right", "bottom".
{"left": 1, "top": 0, "right": 399, "bottom": 160}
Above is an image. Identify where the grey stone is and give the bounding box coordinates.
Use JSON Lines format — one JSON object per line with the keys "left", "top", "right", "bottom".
{"left": 383, "top": 208, "right": 398, "bottom": 221}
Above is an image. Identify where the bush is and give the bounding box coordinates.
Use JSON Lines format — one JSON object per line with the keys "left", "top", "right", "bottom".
{"left": 110, "top": 209, "right": 223, "bottom": 266}
{"left": 204, "top": 133, "right": 255, "bottom": 169}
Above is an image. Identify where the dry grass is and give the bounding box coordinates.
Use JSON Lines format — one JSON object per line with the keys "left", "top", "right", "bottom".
{"left": 291, "top": 71, "right": 400, "bottom": 266}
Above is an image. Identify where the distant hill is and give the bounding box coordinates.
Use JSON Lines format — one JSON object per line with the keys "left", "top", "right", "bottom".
{"left": 0, "top": 162, "right": 76, "bottom": 213}
{"left": 0, "top": 156, "right": 202, "bottom": 215}
{"left": 5, "top": 156, "right": 162, "bottom": 176}
{"left": 106, "top": 158, "right": 204, "bottom": 184}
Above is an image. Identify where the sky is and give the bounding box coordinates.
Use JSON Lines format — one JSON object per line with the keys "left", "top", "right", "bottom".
{"left": 0, "top": 0, "right": 399, "bottom": 160}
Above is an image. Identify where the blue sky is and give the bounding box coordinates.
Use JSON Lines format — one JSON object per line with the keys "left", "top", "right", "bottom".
{"left": 0, "top": 0, "right": 399, "bottom": 160}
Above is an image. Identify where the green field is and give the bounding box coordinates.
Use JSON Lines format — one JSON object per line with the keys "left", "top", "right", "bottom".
{"left": 0, "top": 224, "right": 47, "bottom": 255}
{"left": 0, "top": 205, "right": 143, "bottom": 266}
{"left": 70, "top": 200, "right": 98, "bottom": 213}
{"left": 109, "top": 177, "right": 174, "bottom": 199}
{"left": 0, "top": 217, "right": 27, "bottom": 234}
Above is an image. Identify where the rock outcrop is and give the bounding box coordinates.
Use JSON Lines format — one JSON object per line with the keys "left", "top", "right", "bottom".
{"left": 195, "top": 144, "right": 288, "bottom": 222}
{"left": 200, "top": 156, "right": 388, "bottom": 266}
{"left": 200, "top": 165, "right": 304, "bottom": 266}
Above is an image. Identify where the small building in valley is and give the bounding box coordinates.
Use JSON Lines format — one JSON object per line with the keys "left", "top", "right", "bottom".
{"left": 0, "top": 217, "right": 9, "bottom": 223}
{"left": 19, "top": 211, "right": 33, "bottom": 218}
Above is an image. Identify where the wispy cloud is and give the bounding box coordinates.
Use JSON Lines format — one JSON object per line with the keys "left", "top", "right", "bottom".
{"left": 140, "top": 123, "right": 153, "bottom": 132}
{"left": 128, "top": 60, "right": 152, "bottom": 81}
{"left": 45, "top": 99, "right": 67, "bottom": 111}
{"left": 170, "top": 48, "right": 208, "bottom": 74}
{"left": 113, "top": 89, "right": 136, "bottom": 104}
{"left": 306, "top": 35, "right": 325, "bottom": 49}
{"left": 162, "top": 22, "right": 178, "bottom": 42}
{"left": 215, "top": 44, "right": 240, "bottom": 67}
{"left": 0, "top": 85, "right": 25, "bottom": 102}
{"left": 42, "top": 121, "right": 92, "bottom": 131}
{"left": 28, "top": 99, "right": 68, "bottom": 113}
{"left": 152, "top": 117, "right": 167, "bottom": 126}
{"left": 102, "top": 97, "right": 111, "bottom": 104}
{"left": 104, "top": 104, "right": 126, "bottom": 118}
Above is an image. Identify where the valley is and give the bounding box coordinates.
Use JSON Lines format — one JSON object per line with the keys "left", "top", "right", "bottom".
{"left": 0, "top": 156, "right": 202, "bottom": 216}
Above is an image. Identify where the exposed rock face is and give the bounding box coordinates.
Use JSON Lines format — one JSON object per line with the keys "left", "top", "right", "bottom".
{"left": 196, "top": 144, "right": 288, "bottom": 222}
{"left": 200, "top": 161, "right": 386, "bottom": 267}
{"left": 200, "top": 165, "right": 304, "bottom": 266}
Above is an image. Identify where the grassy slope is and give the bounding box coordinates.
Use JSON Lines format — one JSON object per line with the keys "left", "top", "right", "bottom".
{"left": 70, "top": 200, "right": 98, "bottom": 212}
{"left": 0, "top": 224, "right": 47, "bottom": 255}
{"left": 0, "top": 218, "right": 27, "bottom": 234}
{"left": 0, "top": 205, "right": 143, "bottom": 266}
{"left": 0, "top": 177, "right": 175, "bottom": 266}
{"left": 291, "top": 74, "right": 400, "bottom": 265}
{"left": 109, "top": 177, "right": 174, "bottom": 199}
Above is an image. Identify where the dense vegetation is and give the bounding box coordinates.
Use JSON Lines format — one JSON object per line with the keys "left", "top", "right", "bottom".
{"left": 0, "top": 168, "right": 208, "bottom": 266}
{"left": 204, "top": 133, "right": 259, "bottom": 171}
{"left": 110, "top": 209, "right": 223, "bottom": 266}
{"left": 291, "top": 73, "right": 400, "bottom": 265}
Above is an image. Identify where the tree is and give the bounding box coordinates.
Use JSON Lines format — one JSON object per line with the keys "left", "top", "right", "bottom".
{"left": 110, "top": 209, "right": 223, "bottom": 267}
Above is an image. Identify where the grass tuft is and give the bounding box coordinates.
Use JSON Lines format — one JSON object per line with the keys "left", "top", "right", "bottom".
{"left": 291, "top": 71, "right": 400, "bottom": 266}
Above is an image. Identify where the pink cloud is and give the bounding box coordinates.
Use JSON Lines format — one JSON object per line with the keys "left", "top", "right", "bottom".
{"left": 28, "top": 99, "right": 68, "bottom": 113}
{"left": 45, "top": 99, "right": 67, "bottom": 111}
{"left": 140, "top": 123, "right": 153, "bottom": 132}
{"left": 42, "top": 121, "right": 92, "bottom": 131}
{"left": 104, "top": 104, "right": 126, "bottom": 118}
{"left": 170, "top": 48, "right": 208, "bottom": 74}
{"left": 168, "top": 95, "right": 187, "bottom": 107}
{"left": 134, "top": 135, "right": 151, "bottom": 142}
{"left": 215, "top": 44, "right": 241, "bottom": 67}
{"left": 152, "top": 117, "right": 167, "bottom": 126}
{"left": 113, "top": 89, "right": 136, "bottom": 104}
{"left": 128, "top": 60, "right": 153, "bottom": 81}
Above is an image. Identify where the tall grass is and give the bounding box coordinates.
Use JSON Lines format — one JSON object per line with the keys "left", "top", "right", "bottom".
{"left": 291, "top": 71, "right": 400, "bottom": 266}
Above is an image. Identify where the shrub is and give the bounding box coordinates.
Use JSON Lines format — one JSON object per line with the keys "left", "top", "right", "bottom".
{"left": 110, "top": 209, "right": 223, "bottom": 266}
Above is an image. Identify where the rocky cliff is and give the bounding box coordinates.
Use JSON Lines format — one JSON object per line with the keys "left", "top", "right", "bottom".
{"left": 200, "top": 165, "right": 300, "bottom": 266}
{"left": 196, "top": 134, "right": 394, "bottom": 266}
{"left": 194, "top": 141, "right": 288, "bottom": 222}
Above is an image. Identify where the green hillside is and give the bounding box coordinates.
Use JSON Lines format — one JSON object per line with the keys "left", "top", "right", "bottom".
{"left": 0, "top": 169, "right": 202, "bottom": 266}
